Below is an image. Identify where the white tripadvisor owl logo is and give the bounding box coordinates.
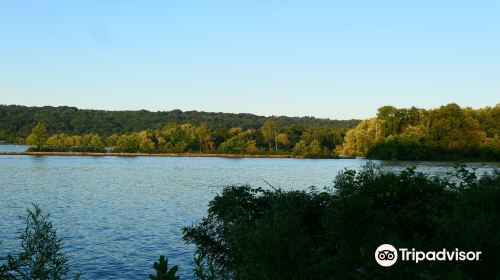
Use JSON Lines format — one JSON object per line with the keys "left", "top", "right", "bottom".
{"left": 375, "top": 244, "right": 398, "bottom": 267}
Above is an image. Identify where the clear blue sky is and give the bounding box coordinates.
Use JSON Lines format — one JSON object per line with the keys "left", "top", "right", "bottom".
{"left": 1, "top": 1, "right": 498, "bottom": 119}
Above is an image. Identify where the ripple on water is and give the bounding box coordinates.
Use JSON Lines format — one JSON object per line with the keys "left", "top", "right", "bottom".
{"left": 0, "top": 149, "right": 498, "bottom": 279}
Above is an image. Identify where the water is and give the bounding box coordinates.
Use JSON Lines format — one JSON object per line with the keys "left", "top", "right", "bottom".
{"left": 0, "top": 144, "right": 28, "bottom": 152}
{"left": 0, "top": 145, "right": 498, "bottom": 279}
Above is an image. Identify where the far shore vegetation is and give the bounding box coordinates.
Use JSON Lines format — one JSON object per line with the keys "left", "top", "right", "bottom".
{"left": 337, "top": 103, "right": 499, "bottom": 161}
{"left": 1, "top": 103, "right": 498, "bottom": 161}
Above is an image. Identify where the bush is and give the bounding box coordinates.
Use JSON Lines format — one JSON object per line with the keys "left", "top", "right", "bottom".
{"left": 366, "top": 142, "right": 500, "bottom": 161}
{"left": 0, "top": 204, "right": 79, "bottom": 280}
{"left": 149, "top": 256, "right": 180, "bottom": 280}
{"left": 183, "top": 163, "right": 500, "bottom": 279}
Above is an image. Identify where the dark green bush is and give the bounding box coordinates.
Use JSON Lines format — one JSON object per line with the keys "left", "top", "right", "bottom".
{"left": 183, "top": 164, "right": 500, "bottom": 279}
{"left": 149, "top": 256, "right": 180, "bottom": 280}
{"left": 0, "top": 204, "right": 79, "bottom": 280}
{"left": 366, "top": 142, "right": 500, "bottom": 161}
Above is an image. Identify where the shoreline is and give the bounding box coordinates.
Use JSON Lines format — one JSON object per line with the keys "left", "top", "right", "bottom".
{"left": 0, "top": 151, "right": 302, "bottom": 159}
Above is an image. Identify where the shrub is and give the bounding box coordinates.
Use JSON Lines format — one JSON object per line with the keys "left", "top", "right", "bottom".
{"left": 149, "top": 256, "right": 179, "bottom": 280}
{"left": 366, "top": 141, "right": 500, "bottom": 161}
{"left": 0, "top": 204, "right": 79, "bottom": 280}
{"left": 183, "top": 163, "right": 500, "bottom": 279}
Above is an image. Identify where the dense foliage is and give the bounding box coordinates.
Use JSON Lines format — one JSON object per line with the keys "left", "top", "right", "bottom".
{"left": 6, "top": 103, "right": 500, "bottom": 159}
{"left": 0, "top": 105, "right": 358, "bottom": 143}
{"left": 337, "top": 104, "right": 500, "bottom": 161}
{"left": 366, "top": 141, "right": 499, "bottom": 161}
{"left": 23, "top": 120, "right": 349, "bottom": 158}
{"left": 0, "top": 204, "right": 79, "bottom": 280}
{"left": 183, "top": 164, "right": 500, "bottom": 279}
{"left": 336, "top": 103, "right": 500, "bottom": 161}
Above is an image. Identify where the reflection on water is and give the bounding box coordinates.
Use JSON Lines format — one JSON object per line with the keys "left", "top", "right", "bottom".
{"left": 0, "top": 145, "right": 498, "bottom": 279}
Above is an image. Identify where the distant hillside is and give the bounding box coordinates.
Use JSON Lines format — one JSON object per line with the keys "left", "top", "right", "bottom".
{"left": 0, "top": 105, "right": 359, "bottom": 142}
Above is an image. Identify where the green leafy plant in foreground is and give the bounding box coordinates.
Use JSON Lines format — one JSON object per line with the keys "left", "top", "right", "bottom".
{"left": 0, "top": 204, "right": 79, "bottom": 280}
{"left": 150, "top": 255, "right": 179, "bottom": 280}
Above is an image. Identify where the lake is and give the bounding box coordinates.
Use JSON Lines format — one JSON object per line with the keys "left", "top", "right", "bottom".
{"left": 0, "top": 145, "right": 498, "bottom": 279}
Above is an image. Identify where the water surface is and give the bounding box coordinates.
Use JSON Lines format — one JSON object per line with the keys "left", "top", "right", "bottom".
{"left": 0, "top": 144, "right": 28, "bottom": 152}
{"left": 0, "top": 145, "right": 498, "bottom": 279}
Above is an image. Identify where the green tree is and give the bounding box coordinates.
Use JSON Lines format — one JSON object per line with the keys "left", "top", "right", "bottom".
{"left": 115, "top": 134, "right": 140, "bottom": 152}
{"left": 307, "top": 139, "right": 322, "bottom": 158}
{"left": 138, "top": 131, "right": 156, "bottom": 153}
{"left": 89, "top": 135, "right": 105, "bottom": 151}
{"left": 196, "top": 123, "right": 213, "bottom": 153}
{"left": 26, "top": 123, "right": 48, "bottom": 150}
{"left": 46, "top": 133, "right": 67, "bottom": 147}
{"left": 275, "top": 133, "right": 289, "bottom": 150}
{"left": 218, "top": 135, "right": 246, "bottom": 154}
{"left": 335, "top": 118, "right": 380, "bottom": 156}
{"left": 105, "top": 134, "right": 120, "bottom": 147}
{"left": 1, "top": 204, "right": 80, "bottom": 280}
{"left": 293, "top": 140, "right": 307, "bottom": 156}
{"left": 0, "top": 130, "right": 9, "bottom": 142}
{"left": 245, "top": 140, "right": 259, "bottom": 154}
{"left": 261, "top": 120, "right": 277, "bottom": 151}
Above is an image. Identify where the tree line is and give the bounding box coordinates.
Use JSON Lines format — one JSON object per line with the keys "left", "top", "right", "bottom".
{"left": 8, "top": 103, "right": 500, "bottom": 160}
{"left": 0, "top": 105, "right": 358, "bottom": 143}
{"left": 336, "top": 103, "right": 500, "bottom": 161}
{"left": 25, "top": 121, "right": 348, "bottom": 158}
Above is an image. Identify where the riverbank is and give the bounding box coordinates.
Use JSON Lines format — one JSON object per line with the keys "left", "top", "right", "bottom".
{"left": 0, "top": 151, "right": 301, "bottom": 158}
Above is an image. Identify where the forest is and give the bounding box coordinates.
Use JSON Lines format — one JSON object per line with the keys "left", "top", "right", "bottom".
{"left": 0, "top": 105, "right": 357, "bottom": 142}
{"left": 337, "top": 103, "right": 500, "bottom": 161}
{"left": 2, "top": 103, "right": 499, "bottom": 160}
{"left": 23, "top": 121, "right": 347, "bottom": 158}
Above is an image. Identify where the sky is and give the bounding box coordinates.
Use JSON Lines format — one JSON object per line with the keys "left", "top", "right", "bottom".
{"left": 0, "top": 1, "right": 499, "bottom": 119}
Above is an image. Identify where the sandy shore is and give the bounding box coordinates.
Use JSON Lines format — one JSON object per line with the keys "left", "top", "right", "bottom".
{"left": 0, "top": 151, "right": 300, "bottom": 159}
